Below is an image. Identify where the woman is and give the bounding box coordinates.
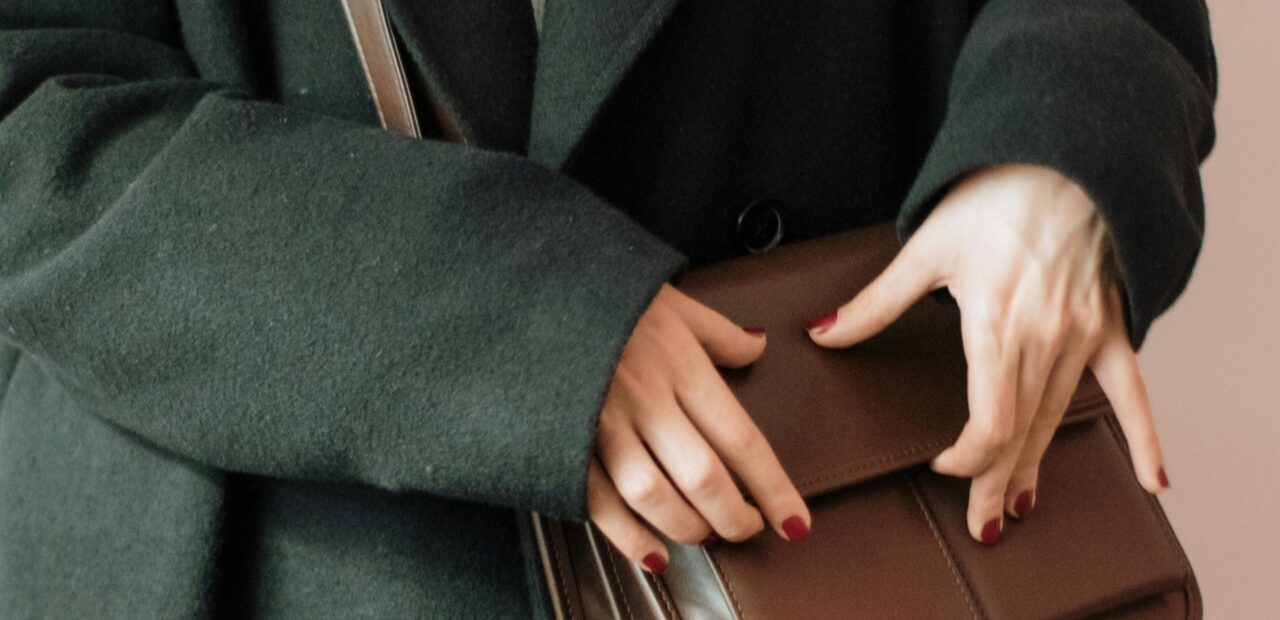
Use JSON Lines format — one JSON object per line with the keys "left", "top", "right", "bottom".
{"left": 0, "top": 0, "right": 1215, "bottom": 617}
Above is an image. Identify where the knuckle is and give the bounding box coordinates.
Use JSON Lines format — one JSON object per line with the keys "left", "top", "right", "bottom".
{"left": 1035, "top": 313, "right": 1069, "bottom": 348}
{"left": 976, "top": 418, "right": 1014, "bottom": 451}
{"left": 965, "top": 301, "right": 1007, "bottom": 344}
{"left": 719, "top": 515, "right": 761, "bottom": 543}
{"left": 718, "top": 421, "right": 764, "bottom": 457}
{"left": 678, "top": 455, "right": 722, "bottom": 497}
{"left": 674, "top": 368, "right": 714, "bottom": 403}
{"left": 1077, "top": 309, "right": 1106, "bottom": 341}
{"left": 617, "top": 471, "right": 665, "bottom": 507}
{"left": 976, "top": 301, "right": 1008, "bottom": 333}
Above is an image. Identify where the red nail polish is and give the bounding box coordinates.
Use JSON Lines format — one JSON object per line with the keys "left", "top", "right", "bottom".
{"left": 782, "top": 515, "right": 810, "bottom": 542}
{"left": 1158, "top": 467, "right": 1170, "bottom": 489}
{"left": 981, "top": 518, "right": 1002, "bottom": 545}
{"left": 1014, "top": 490, "right": 1034, "bottom": 518}
{"left": 806, "top": 312, "right": 837, "bottom": 334}
{"left": 642, "top": 553, "right": 668, "bottom": 574}
{"left": 743, "top": 326, "right": 767, "bottom": 336}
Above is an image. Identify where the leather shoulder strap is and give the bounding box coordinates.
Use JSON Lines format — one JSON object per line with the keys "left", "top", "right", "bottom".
{"left": 340, "top": 0, "right": 422, "bottom": 137}
{"left": 340, "top": 0, "right": 468, "bottom": 143}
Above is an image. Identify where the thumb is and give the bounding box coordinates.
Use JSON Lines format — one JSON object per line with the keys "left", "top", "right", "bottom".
{"left": 807, "top": 244, "right": 939, "bottom": 349}
{"left": 664, "top": 285, "right": 766, "bottom": 368}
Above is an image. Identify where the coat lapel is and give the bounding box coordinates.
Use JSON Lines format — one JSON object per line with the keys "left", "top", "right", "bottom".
{"left": 526, "top": 0, "right": 686, "bottom": 169}
{"left": 383, "top": 0, "right": 539, "bottom": 151}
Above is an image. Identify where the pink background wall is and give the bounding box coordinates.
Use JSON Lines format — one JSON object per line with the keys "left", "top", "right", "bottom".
{"left": 1141, "top": 1, "right": 1279, "bottom": 615}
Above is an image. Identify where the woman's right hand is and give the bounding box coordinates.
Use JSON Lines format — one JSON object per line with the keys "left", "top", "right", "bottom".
{"left": 586, "top": 284, "right": 811, "bottom": 574}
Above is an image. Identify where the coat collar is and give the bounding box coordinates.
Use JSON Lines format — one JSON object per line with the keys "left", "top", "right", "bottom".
{"left": 385, "top": 0, "right": 685, "bottom": 168}
{"left": 526, "top": 0, "right": 685, "bottom": 168}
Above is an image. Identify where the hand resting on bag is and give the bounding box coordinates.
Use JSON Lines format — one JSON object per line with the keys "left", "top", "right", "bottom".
{"left": 808, "top": 163, "right": 1169, "bottom": 545}
{"left": 587, "top": 284, "right": 811, "bottom": 574}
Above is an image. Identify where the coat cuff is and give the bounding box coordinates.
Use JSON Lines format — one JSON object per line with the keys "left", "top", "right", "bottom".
{"left": 895, "top": 0, "right": 1216, "bottom": 349}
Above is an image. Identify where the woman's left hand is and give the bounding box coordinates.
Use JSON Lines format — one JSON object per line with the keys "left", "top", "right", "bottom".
{"left": 807, "top": 163, "right": 1169, "bottom": 544}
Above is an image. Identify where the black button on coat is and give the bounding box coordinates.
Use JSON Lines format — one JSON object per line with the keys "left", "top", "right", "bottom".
{"left": 0, "top": 0, "right": 1216, "bottom": 617}
{"left": 736, "top": 198, "right": 786, "bottom": 254}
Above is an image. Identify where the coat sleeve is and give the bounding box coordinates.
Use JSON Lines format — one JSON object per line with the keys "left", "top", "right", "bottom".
{"left": 0, "top": 6, "right": 686, "bottom": 521}
{"left": 896, "top": 0, "right": 1217, "bottom": 349}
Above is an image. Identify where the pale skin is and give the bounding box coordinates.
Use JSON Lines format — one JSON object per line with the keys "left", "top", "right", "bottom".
{"left": 587, "top": 163, "right": 1169, "bottom": 571}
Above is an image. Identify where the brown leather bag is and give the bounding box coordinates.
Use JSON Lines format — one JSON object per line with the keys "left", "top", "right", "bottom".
{"left": 528, "top": 225, "right": 1200, "bottom": 619}
{"left": 340, "top": 4, "right": 1200, "bottom": 617}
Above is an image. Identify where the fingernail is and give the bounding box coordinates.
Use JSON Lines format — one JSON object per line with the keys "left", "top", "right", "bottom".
{"left": 981, "top": 518, "right": 1002, "bottom": 545}
{"left": 642, "top": 553, "right": 668, "bottom": 574}
{"left": 806, "top": 312, "right": 837, "bottom": 334}
{"left": 782, "top": 515, "right": 810, "bottom": 542}
{"left": 1014, "top": 490, "right": 1035, "bottom": 518}
{"left": 1157, "top": 467, "right": 1170, "bottom": 489}
{"left": 743, "top": 326, "right": 767, "bottom": 336}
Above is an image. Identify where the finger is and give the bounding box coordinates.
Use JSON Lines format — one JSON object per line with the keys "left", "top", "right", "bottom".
{"left": 807, "top": 242, "right": 941, "bottom": 348}
{"left": 675, "top": 358, "right": 812, "bottom": 543}
{"left": 664, "top": 285, "right": 767, "bottom": 368}
{"left": 634, "top": 396, "right": 766, "bottom": 542}
{"left": 587, "top": 457, "right": 670, "bottom": 574}
{"left": 595, "top": 400, "right": 713, "bottom": 545}
{"left": 931, "top": 310, "right": 1018, "bottom": 477}
{"left": 1004, "top": 344, "right": 1091, "bottom": 519}
{"left": 966, "top": 445, "right": 1020, "bottom": 544}
{"left": 1089, "top": 328, "right": 1168, "bottom": 493}
{"left": 962, "top": 337, "right": 1056, "bottom": 542}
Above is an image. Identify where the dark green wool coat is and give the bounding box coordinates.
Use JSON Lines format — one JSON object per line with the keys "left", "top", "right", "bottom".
{"left": 0, "top": 0, "right": 1215, "bottom": 617}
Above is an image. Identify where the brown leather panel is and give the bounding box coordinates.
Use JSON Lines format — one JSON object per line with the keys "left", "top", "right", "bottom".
{"left": 913, "top": 419, "right": 1190, "bottom": 620}
{"left": 703, "top": 474, "right": 978, "bottom": 618}
{"left": 1098, "top": 589, "right": 1189, "bottom": 619}
{"left": 676, "top": 223, "right": 1106, "bottom": 500}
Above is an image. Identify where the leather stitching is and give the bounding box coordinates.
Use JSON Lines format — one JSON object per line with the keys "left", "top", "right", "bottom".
{"left": 792, "top": 395, "right": 1110, "bottom": 495}
{"left": 1099, "top": 414, "right": 1202, "bottom": 619}
{"left": 602, "top": 539, "right": 635, "bottom": 620}
{"left": 794, "top": 438, "right": 952, "bottom": 493}
{"left": 907, "top": 473, "right": 985, "bottom": 620}
{"left": 706, "top": 549, "right": 747, "bottom": 620}
{"left": 550, "top": 522, "right": 580, "bottom": 620}
{"left": 651, "top": 570, "right": 677, "bottom": 619}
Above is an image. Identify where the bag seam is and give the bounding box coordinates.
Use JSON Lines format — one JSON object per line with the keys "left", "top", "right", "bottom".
{"left": 1100, "top": 413, "right": 1202, "bottom": 619}
{"left": 794, "top": 394, "right": 1110, "bottom": 494}
{"left": 706, "top": 548, "right": 748, "bottom": 619}
{"left": 550, "top": 522, "right": 580, "bottom": 620}
{"left": 906, "top": 471, "right": 985, "bottom": 620}
{"left": 602, "top": 537, "right": 636, "bottom": 620}
{"left": 649, "top": 570, "right": 677, "bottom": 619}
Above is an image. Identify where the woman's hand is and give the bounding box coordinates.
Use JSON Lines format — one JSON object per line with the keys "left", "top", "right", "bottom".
{"left": 588, "top": 284, "right": 811, "bottom": 573}
{"left": 808, "top": 163, "right": 1169, "bottom": 544}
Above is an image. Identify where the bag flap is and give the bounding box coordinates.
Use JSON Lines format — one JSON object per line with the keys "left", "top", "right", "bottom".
{"left": 675, "top": 223, "right": 1110, "bottom": 500}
